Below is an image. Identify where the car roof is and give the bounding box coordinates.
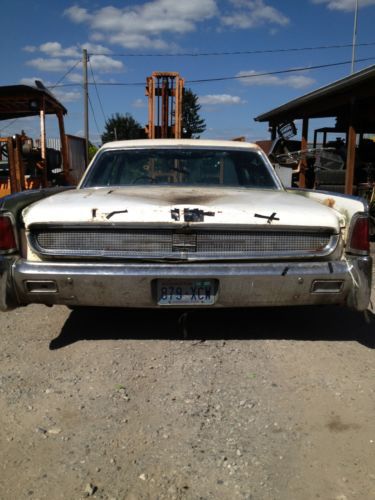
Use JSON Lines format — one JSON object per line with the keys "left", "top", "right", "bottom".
{"left": 99, "top": 138, "right": 261, "bottom": 151}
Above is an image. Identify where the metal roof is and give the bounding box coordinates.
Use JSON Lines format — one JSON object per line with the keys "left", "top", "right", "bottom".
{"left": 254, "top": 64, "right": 375, "bottom": 125}
{"left": 0, "top": 82, "right": 67, "bottom": 121}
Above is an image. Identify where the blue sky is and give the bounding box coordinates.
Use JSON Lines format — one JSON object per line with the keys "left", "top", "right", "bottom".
{"left": 2, "top": 0, "right": 375, "bottom": 145}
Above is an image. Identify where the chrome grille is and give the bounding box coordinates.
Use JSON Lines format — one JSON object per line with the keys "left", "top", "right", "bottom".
{"left": 29, "top": 227, "right": 337, "bottom": 260}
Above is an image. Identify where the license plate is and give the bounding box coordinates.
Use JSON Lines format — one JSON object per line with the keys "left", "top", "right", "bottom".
{"left": 156, "top": 279, "right": 217, "bottom": 305}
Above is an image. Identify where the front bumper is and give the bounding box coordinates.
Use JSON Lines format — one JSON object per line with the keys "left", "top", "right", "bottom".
{"left": 0, "top": 256, "right": 371, "bottom": 311}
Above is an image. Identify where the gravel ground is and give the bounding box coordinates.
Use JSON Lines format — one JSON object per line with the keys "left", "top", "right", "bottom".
{"left": 1, "top": 301, "right": 375, "bottom": 500}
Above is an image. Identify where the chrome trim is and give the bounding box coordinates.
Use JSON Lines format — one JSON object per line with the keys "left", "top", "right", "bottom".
{"left": 11, "top": 256, "right": 371, "bottom": 311}
{"left": 28, "top": 222, "right": 337, "bottom": 232}
{"left": 27, "top": 225, "right": 340, "bottom": 261}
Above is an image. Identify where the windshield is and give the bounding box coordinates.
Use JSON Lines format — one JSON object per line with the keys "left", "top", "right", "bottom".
{"left": 82, "top": 148, "right": 278, "bottom": 189}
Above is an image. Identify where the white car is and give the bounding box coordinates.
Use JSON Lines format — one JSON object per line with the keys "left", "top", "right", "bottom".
{"left": 0, "top": 139, "right": 371, "bottom": 311}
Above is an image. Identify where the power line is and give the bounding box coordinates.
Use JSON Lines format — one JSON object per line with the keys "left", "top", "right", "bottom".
{"left": 0, "top": 61, "right": 81, "bottom": 133}
{"left": 88, "top": 94, "right": 101, "bottom": 139}
{"left": 50, "top": 60, "right": 81, "bottom": 89}
{"left": 0, "top": 118, "right": 19, "bottom": 133}
{"left": 48, "top": 56, "right": 375, "bottom": 89}
{"left": 89, "top": 41, "right": 375, "bottom": 58}
{"left": 89, "top": 60, "right": 108, "bottom": 123}
{"left": 49, "top": 81, "right": 144, "bottom": 88}
{"left": 186, "top": 56, "right": 375, "bottom": 84}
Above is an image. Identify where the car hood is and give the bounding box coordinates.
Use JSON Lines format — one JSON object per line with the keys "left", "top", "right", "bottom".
{"left": 23, "top": 186, "right": 342, "bottom": 231}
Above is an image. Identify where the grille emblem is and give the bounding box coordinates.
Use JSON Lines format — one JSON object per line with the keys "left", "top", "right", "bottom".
{"left": 172, "top": 233, "right": 197, "bottom": 252}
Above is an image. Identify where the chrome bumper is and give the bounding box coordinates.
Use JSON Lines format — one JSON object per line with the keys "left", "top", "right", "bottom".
{"left": 0, "top": 256, "right": 371, "bottom": 311}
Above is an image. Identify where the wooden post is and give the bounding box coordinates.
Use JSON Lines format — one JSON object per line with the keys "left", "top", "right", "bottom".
{"left": 14, "top": 135, "right": 25, "bottom": 192}
{"left": 7, "top": 137, "right": 17, "bottom": 193}
{"left": 83, "top": 49, "right": 89, "bottom": 164}
{"left": 174, "top": 76, "right": 184, "bottom": 139}
{"left": 146, "top": 76, "right": 154, "bottom": 139}
{"left": 40, "top": 97, "right": 48, "bottom": 187}
{"left": 299, "top": 118, "right": 309, "bottom": 188}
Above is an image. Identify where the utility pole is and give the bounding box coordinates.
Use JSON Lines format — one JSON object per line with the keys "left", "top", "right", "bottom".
{"left": 83, "top": 48, "right": 89, "bottom": 163}
{"left": 351, "top": 0, "right": 359, "bottom": 74}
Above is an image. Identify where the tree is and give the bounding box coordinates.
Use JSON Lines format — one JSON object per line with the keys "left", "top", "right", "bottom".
{"left": 88, "top": 143, "right": 98, "bottom": 162}
{"left": 182, "top": 89, "right": 206, "bottom": 138}
{"left": 101, "top": 113, "right": 146, "bottom": 143}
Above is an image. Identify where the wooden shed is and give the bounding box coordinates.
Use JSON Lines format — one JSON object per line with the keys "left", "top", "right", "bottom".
{"left": 254, "top": 65, "right": 375, "bottom": 194}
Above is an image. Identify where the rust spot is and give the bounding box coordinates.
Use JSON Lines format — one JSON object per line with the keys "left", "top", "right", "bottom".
{"left": 323, "top": 198, "right": 335, "bottom": 208}
{"left": 327, "top": 415, "right": 360, "bottom": 432}
{"left": 167, "top": 195, "right": 219, "bottom": 205}
{"left": 125, "top": 193, "right": 219, "bottom": 204}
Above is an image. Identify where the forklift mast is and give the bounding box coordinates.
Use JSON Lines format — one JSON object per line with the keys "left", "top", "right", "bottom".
{"left": 145, "top": 72, "right": 184, "bottom": 139}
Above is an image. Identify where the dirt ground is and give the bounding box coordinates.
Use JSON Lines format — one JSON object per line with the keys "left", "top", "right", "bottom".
{"left": 1, "top": 297, "right": 375, "bottom": 500}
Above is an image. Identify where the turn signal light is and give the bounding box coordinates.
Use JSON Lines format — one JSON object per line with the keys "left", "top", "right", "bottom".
{"left": 347, "top": 214, "right": 369, "bottom": 254}
{"left": 0, "top": 215, "right": 17, "bottom": 251}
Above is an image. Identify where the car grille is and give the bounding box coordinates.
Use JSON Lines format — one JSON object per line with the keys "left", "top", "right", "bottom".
{"left": 29, "top": 226, "right": 337, "bottom": 260}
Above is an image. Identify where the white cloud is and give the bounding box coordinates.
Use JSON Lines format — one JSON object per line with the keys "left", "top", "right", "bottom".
{"left": 66, "top": 73, "right": 82, "bottom": 83}
{"left": 23, "top": 45, "right": 37, "bottom": 53}
{"left": 81, "top": 43, "right": 111, "bottom": 55}
{"left": 64, "top": 5, "right": 92, "bottom": 22}
{"left": 199, "top": 94, "right": 245, "bottom": 105}
{"left": 89, "top": 55, "right": 123, "bottom": 72}
{"left": 53, "top": 89, "right": 81, "bottom": 103}
{"left": 26, "top": 58, "right": 78, "bottom": 72}
{"left": 19, "top": 77, "right": 81, "bottom": 103}
{"left": 222, "top": 0, "right": 289, "bottom": 28}
{"left": 132, "top": 98, "right": 146, "bottom": 108}
{"left": 64, "top": 0, "right": 217, "bottom": 49}
{"left": 39, "top": 42, "right": 80, "bottom": 58}
{"left": 312, "top": 0, "right": 375, "bottom": 11}
{"left": 23, "top": 42, "right": 79, "bottom": 57}
{"left": 237, "top": 70, "right": 315, "bottom": 89}
{"left": 90, "top": 32, "right": 105, "bottom": 42}
{"left": 24, "top": 41, "right": 111, "bottom": 57}
{"left": 26, "top": 54, "right": 123, "bottom": 74}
